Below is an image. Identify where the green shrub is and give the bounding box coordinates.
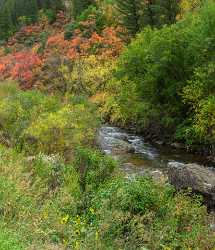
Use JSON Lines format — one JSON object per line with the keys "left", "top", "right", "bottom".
{"left": 18, "top": 16, "right": 33, "bottom": 26}
{"left": 0, "top": 81, "right": 18, "bottom": 99}
{"left": 65, "top": 5, "right": 106, "bottom": 40}
{"left": 23, "top": 102, "right": 99, "bottom": 156}
{"left": 0, "top": 84, "right": 99, "bottom": 155}
{"left": 85, "top": 177, "right": 215, "bottom": 249}
{"left": 44, "top": 9, "right": 57, "bottom": 23}
{"left": 178, "top": 61, "right": 215, "bottom": 146}
{"left": 73, "top": 147, "right": 117, "bottom": 191}
{"left": 0, "top": 85, "right": 60, "bottom": 148}
{"left": 72, "top": 0, "right": 93, "bottom": 19}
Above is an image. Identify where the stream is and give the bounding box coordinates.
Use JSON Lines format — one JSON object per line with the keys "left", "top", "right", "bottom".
{"left": 98, "top": 125, "right": 212, "bottom": 178}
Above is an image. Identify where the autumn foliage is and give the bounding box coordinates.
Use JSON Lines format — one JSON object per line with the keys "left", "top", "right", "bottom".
{"left": 46, "top": 27, "right": 123, "bottom": 59}
{"left": 0, "top": 11, "right": 123, "bottom": 89}
{"left": 0, "top": 51, "right": 42, "bottom": 88}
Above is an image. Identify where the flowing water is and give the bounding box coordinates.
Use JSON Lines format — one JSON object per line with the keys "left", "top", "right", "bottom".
{"left": 98, "top": 125, "right": 211, "bottom": 177}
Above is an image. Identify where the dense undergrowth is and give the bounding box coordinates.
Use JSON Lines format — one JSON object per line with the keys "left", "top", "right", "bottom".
{"left": 0, "top": 0, "right": 215, "bottom": 249}
{"left": 0, "top": 83, "right": 214, "bottom": 249}
{"left": 0, "top": 130, "right": 214, "bottom": 249}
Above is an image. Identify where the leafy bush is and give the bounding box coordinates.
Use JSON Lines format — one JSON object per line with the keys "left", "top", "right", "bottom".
{"left": 65, "top": 5, "right": 106, "bottom": 40}
{"left": 0, "top": 143, "right": 117, "bottom": 248}
{"left": 0, "top": 83, "right": 99, "bottom": 155}
{"left": 179, "top": 62, "right": 215, "bottom": 147}
{"left": 103, "top": 0, "right": 215, "bottom": 147}
{"left": 24, "top": 103, "right": 99, "bottom": 156}
{"left": 0, "top": 83, "right": 60, "bottom": 148}
{"left": 41, "top": 9, "right": 57, "bottom": 24}
{"left": 0, "top": 81, "right": 18, "bottom": 99}
{"left": 100, "top": 77, "right": 160, "bottom": 131}
{"left": 85, "top": 177, "right": 215, "bottom": 249}
{"left": 73, "top": 147, "right": 117, "bottom": 191}
{"left": 60, "top": 55, "right": 116, "bottom": 96}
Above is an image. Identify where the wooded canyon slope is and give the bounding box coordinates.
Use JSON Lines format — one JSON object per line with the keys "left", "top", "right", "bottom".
{"left": 0, "top": 0, "right": 214, "bottom": 249}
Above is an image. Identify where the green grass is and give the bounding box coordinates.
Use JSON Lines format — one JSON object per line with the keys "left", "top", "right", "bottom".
{"left": 0, "top": 225, "right": 24, "bottom": 250}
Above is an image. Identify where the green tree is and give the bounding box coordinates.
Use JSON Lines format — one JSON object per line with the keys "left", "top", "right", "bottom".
{"left": 36, "top": 0, "right": 63, "bottom": 10}
{"left": 0, "top": 0, "right": 63, "bottom": 40}
{"left": 105, "top": 0, "right": 215, "bottom": 146}
{"left": 116, "top": 0, "right": 180, "bottom": 35}
{"left": 0, "top": 1, "right": 14, "bottom": 40}
{"left": 139, "top": 0, "right": 158, "bottom": 27}
{"left": 158, "top": 0, "right": 180, "bottom": 25}
{"left": 72, "top": 0, "right": 94, "bottom": 18}
{"left": 116, "top": 0, "right": 141, "bottom": 35}
{"left": 14, "top": 0, "right": 38, "bottom": 23}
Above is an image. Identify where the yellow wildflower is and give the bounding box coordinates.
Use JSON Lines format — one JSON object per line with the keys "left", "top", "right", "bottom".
{"left": 75, "top": 229, "right": 81, "bottom": 236}
{"left": 63, "top": 238, "right": 68, "bottom": 245}
{"left": 75, "top": 216, "right": 81, "bottom": 224}
{"left": 61, "top": 214, "right": 69, "bottom": 224}
{"left": 89, "top": 207, "right": 95, "bottom": 214}
{"left": 42, "top": 211, "right": 48, "bottom": 219}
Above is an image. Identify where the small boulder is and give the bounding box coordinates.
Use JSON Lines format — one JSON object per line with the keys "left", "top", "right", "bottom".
{"left": 150, "top": 170, "right": 167, "bottom": 184}
{"left": 171, "top": 142, "right": 185, "bottom": 150}
{"left": 111, "top": 139, "right": 135, "bottom": 154}
{"left": 155, "top": 141, "right": 165, "bottom": 146}
{"left": 97, "top": 133, "right": 135, "bottom": 155}
{"left": 167, "top": 162, "right": 215, "bottom": 208}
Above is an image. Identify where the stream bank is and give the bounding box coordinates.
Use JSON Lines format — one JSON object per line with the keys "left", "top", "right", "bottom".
{"left": 97, "top": 125, "right": 215, "bottom": 209}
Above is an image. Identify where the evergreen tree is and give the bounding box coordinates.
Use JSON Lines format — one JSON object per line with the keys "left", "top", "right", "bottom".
{"left": 13, "top": 0, "right": 38, "bottom": 23}
{"left": 0, "top": 0, "right": 63, "bottom": 40}
{"left": 116, "top": 0, "right": 181, "bottom": 35}
{"left": 0, "top": 6, "right": 13, "bottom": 40}
{"left": 116, "top": 0, "right": 141, "bottom": 35}
{"left": 139, "top": 0, "right": 158, "bottom": 27}
{"left": 72, "top": 0, "right": 94, "bottom": 18}
{"left": 157, "top": 0, "right": 180, "bottom": 25}
{"left": 36, "top": 0, "right": 63, "bottom": 10}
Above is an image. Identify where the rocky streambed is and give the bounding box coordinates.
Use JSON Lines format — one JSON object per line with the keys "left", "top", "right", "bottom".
{"left": 97, "top": 126, "right": 215, "bottom": 209}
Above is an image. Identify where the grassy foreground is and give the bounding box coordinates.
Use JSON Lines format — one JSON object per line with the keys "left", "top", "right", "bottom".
{"left": 0, "top": 82, "right": 214, "bottom": 249}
